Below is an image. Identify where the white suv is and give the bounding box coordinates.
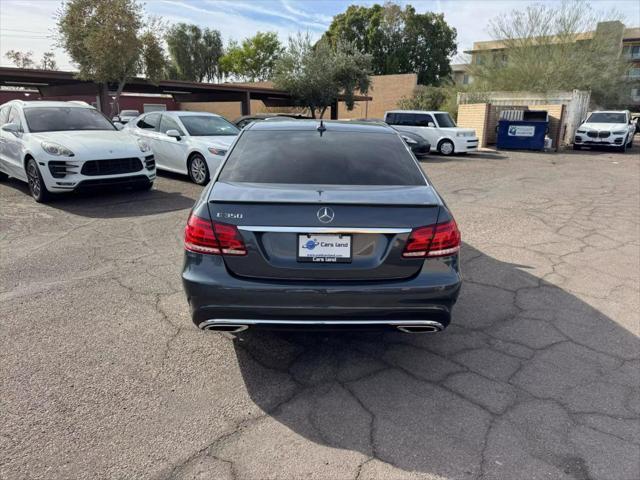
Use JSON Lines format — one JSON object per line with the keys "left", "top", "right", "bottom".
{"left": 0, "top": 101, "right": 155, "bottom": 202}
{"left": 384, "top": 110, "right": 478, "bottom": 156}
{"left": 573, "top": 110, "right": 635, "bottom": 152}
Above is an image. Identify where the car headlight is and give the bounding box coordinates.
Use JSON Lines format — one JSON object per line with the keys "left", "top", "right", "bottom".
{"left": 208, "top": 147, "right": 227, "bottom": 156}
{"left": 402, "top": 136, "right": 418, "bottom": 145}
{"left": 612, "top": 130, "right": 626, "bottom": 135}
{"left": 41, "top": 141, "right": 74, "bottom": 157}
{"left": 137, "top": 139, "right": 151, "bottom": 152}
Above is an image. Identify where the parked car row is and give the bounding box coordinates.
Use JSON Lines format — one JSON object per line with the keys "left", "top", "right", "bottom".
{"left": 3, "top": 99, "right": 633, "bottom": 204}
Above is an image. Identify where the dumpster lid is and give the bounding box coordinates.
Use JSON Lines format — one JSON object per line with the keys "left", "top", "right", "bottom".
{"left": 522, "top": 110, "right": 548, "bottom": 121}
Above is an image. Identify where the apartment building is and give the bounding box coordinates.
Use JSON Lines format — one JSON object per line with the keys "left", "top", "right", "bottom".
{"left": 452, "top": 21, "right": 640, "bottom": 107}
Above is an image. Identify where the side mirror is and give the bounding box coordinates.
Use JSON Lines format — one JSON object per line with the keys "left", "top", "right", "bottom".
{"left": 114, "top": 123, "right": 124, "bottom": 131}
{"left": 166, "top": 129, "right": 182, "bottom": 140}
{"left": 1, "top": 122, "right": 21, "bottom": 135}
{"left": 112, "top": 116, "right": 121, "bottom": 123}
{"left": 427, "top": 122, "right": 436, "bottom": 128}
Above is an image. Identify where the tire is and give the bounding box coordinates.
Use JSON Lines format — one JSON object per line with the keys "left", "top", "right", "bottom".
{"left": 618, "top": 138, "right": 628, "bottom": 153}
{"left": 26, "top": 158, "right": 52, "bottom": 203}
{"left": 0, "top": 170, "right": 8, "bottom": 181}
{"left": 573, "top": 144, "right": 581, "bottom": 150}
{"left": 438, "top": 139, "right": 455, "bottom": 156}
{"left": 188, "top": 154, "right": 210, "bottom": 185}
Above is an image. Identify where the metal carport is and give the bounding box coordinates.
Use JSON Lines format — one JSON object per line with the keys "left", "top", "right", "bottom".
{"left": 0, "top": 67, "right": 372, "bottom": 119}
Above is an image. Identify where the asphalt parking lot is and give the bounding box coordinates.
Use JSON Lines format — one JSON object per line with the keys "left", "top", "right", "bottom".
{"left": 1, "top": 144, "right": 639, "bottom": 480}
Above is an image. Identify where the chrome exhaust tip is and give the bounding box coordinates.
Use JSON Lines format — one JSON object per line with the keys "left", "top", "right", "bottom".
{"left": 396, "top": 324, "right": 442, "bottom": 333}
{"left": 198, "top": 321, "right": 248, "bottom": 333}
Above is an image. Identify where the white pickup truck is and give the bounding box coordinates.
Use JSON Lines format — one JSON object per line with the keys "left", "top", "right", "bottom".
{"left": 573, "top": 110, "right": 635, "bottom": 152}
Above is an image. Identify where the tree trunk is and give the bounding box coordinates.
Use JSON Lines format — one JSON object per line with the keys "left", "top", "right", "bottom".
{"left": 319, "top": 106, "right": 327, "bottom": 119}
{"left": 309, "top": 107, "right": 316, "bottom": 119}
{"left": 112, "top": 79, "right": 127, "bottom": 117}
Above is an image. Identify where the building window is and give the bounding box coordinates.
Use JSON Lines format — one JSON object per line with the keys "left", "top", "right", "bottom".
{"left": 463, "top": 74, "right": 469, "bottom": 85}
{"left": 632, "top": 88, "right": 640, "bottom": 101}
{"left": 143, "top": 103, "right": 167, "bottom": 113}
{"left": 628, "top": 67, "right": 640, "bottom": 79}
{"left": 624, "top": 45, "right": 640, "bottom": 59}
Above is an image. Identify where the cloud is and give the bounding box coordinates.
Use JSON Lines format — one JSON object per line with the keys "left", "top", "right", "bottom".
{"left": 280, "top": 0, "right": 334, "bottom": 24}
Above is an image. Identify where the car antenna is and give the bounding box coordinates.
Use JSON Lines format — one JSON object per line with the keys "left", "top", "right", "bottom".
{"left": 317, "top": 119, "right": 326, "bottom": 136}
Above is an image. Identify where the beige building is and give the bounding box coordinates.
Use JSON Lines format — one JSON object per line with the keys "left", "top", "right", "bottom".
{"left": 179, "top": 73, "right": 418, "bottom": 121}
{"left": 452, "top": 21, "right": 640, "bottom": 106}
{"left": 451, "top": 63, "right": 472, "bottom": 86}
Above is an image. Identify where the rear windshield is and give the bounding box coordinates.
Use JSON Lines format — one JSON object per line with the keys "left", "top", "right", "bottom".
{"left": 24, "top": 107, "right": 115, "bottom": 133}
{"left": 586, "top": 112, "right": 626, "bottom": 123}
{"left": 218, "top": 130, "right": 425, "bottom": 185}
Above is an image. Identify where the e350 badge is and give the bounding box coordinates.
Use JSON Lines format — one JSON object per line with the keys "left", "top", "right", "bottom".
{"left": 216, "top": 212, "right": 244, "bottom": 219}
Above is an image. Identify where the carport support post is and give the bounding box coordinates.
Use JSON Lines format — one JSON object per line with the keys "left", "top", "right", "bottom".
{"left": 96, "top": 83, "right": 110, "bottom": 115}
{"left": 330, "top": 100, "right": 338, "bottom": 120}
{"left": 241, "top": 91, "right": 251, "bottom": 116}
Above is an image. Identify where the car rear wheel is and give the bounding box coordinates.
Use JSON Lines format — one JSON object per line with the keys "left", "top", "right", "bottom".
{"left": 26, "top": 158, "right": 52, "bottom": 203}
{"left": 188, "top": 154, "right": 210, "bottom": 185}
{"left": 438, "top": 139, "right": 455, "bottom": 156}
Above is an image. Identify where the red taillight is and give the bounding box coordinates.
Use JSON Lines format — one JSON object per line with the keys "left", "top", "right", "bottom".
{"left": 213, "top": 222, "right": 247, "bottom": 255}
{"left": 402, "top": 219, "right": 460, "bottom": 258}
{"left": 184, "top": 214, "right": 247, "bottom": 256}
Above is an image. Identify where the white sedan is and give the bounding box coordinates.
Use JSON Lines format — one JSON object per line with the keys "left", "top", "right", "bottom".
{"left": 125, "top": 111, "right": 239, "bottom": 185}
{"left": 0, "top": 100, "right": 155, "bottom": 203}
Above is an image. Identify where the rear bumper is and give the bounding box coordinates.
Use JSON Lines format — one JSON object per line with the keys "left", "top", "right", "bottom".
{"left": 182, "top": 253, "right": 462, "bottom": 331}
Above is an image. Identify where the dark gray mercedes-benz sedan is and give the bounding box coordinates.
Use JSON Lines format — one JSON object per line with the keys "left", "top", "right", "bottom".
{"left": 182, "top": 120, "right": 462, "bottom": 333}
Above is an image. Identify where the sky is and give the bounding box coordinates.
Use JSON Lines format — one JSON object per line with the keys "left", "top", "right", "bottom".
{"left": 0, "top": 0, "right": 638, "bottom": 70}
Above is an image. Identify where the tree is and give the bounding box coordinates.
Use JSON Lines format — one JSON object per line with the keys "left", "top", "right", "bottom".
{"left": 469, "top": 1, "right": 630, "bottom": 107}
{"left": 165, "top": 23, "right": 223, "bottom": 82}
{"left": 273, "top": 34, "right": 372, "bottom": 118}
{"left": 323, "top": 3, "right": 457, "bottom": 85}
{"left": 5, "top": 50, "right": 35, "bottom": 68}
{"left": 57, "top": 0, "right": 166, "bottom": 115}
{"left": 398, "top": 85, "right": 449, "bottom": 110}
{"left": 40, "top": 52, "right": 57, "bottom": 70}
{"left": 219, "top": 32, "right": 283, "bottom": 82}
{"left": 5, "top": 50, "right": 58, "bottom": 70}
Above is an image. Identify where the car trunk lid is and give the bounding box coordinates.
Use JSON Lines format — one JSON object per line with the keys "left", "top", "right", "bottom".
{"left": 208, "top": 182, "right": 442, "bottom": 281}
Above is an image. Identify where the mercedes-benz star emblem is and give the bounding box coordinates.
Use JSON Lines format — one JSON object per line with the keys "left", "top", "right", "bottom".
{"left": 317, "top": 207, "right": 335, "bottom": 223}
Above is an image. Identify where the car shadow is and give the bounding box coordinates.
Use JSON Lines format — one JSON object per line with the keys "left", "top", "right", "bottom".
{"left": 1, "top": 177, "right": 196, "bottom": 218}
{"left": 223, "top": 243, "right": 639, "bottom": 478}
{"left": 423, "top": 151, "right": 507, "bottom": 163}
{"left": 567, "top": 144, "right": 637, "bottom": 156}
{"left": 156, "top": 169, "right": 193, "bottom": 183}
